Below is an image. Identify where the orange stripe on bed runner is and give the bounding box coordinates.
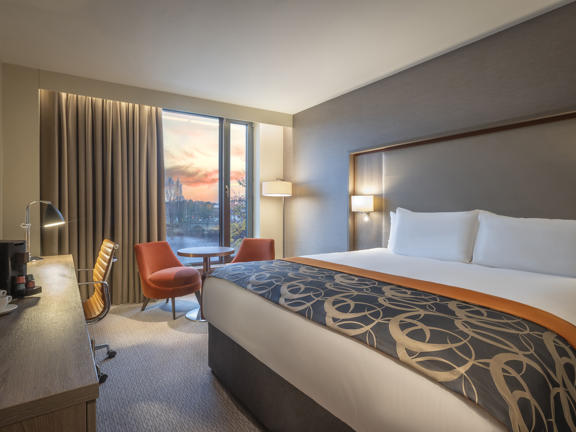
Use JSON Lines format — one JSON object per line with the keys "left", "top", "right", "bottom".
{"left": 282, "top": 256, "right": 576, "bottom": 349}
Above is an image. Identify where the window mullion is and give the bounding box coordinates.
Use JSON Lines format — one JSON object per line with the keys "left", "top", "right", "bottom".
{"left": 220, "top": 119, "right": 231, "bottom": 254}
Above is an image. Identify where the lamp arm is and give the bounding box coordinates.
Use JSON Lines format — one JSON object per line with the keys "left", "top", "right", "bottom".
{"left": 21, "top": 200, "right": 52, "bottom": 254}
{"left": 23, "top": 200, "right": 52, "bottom": 225}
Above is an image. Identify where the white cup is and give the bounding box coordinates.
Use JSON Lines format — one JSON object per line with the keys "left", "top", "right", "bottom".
{"left": 0, "top": 294, "right": 12, "bottom": 311}
{"left": 0, "top": 290, "right": 6, "bottom": 297}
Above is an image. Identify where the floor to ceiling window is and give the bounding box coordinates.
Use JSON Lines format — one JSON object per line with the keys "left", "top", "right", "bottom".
{"left": 162, "top": 110, "right": 253, "bottom": 265}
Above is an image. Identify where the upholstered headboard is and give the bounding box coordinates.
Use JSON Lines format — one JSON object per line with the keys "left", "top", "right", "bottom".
{"left": 350, "top": 113, "right": 576, "bottom": 250}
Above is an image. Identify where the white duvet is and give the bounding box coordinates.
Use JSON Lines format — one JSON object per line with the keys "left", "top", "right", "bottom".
{"left": 203, "top": 248, "right": 576, "bottom": 432}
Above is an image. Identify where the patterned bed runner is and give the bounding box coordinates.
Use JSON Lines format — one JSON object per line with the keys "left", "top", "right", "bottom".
{"left": 210, "top": 258, "right": 576, "bottom": 432}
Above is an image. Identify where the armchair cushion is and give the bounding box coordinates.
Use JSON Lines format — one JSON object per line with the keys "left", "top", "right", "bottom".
{"left": 149, "top": 267, "right": 200, "bottom": 288}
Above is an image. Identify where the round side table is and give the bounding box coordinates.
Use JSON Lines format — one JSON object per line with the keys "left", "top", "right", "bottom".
{"left": 177, "top": 246, "right": 235, "bottom": 321}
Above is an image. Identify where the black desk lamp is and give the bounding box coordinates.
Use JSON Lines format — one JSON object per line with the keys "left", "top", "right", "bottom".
{"left": 21, "top": 201, "right": 65, "bottom": 261}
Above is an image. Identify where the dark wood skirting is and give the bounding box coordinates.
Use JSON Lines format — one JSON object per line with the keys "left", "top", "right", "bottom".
{"left": 208, "top": 324, "right": 355, "bottom": 432}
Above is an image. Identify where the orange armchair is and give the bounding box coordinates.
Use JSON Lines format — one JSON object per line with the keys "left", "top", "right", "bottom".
{"left": 231, "top": 238, "right": 275, "bottom": 263}
{"left": 134, "top": 241, "right": 201, "bottom": 320}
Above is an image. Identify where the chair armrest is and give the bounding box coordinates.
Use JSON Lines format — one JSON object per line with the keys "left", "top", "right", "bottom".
{"left": 77, "top": 268, "right": 93, "bottom": 272}
{"left": 78, "top": 280, "right": 107, "bottom": 286}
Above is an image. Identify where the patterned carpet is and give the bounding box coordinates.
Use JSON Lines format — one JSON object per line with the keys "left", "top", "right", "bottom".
{"left": 88, "top": 295, "right": 265, "bottom": 432}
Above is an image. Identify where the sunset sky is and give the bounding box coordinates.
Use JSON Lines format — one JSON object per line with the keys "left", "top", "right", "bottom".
{"left": 163, "top": 111, "right": 247, "bottom": 203}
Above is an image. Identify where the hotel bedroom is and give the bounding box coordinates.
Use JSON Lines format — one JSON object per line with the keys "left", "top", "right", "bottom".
{"left": 1, "top": 1, "right": 576, "bottom": 432}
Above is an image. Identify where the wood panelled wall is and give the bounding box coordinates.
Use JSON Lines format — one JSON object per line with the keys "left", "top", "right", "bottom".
{"left": 352, "top": 153, "right": 383, "bottom": 250}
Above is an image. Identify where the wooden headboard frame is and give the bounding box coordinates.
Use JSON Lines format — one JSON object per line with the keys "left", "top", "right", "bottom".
{"left": 348, "top": 111, "right": 576, "bottom": 251}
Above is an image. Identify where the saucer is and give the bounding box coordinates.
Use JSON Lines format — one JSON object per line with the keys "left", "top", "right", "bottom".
{"left": 0, "top": 304, "right": 17, "bottom": 316}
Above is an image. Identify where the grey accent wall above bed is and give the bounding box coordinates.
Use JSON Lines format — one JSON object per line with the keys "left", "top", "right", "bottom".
{"left": 376, "top": 116, "right": 576, "bottom": 249}
{"left": 286, "top": 2, "right": 576, "bottom": 257}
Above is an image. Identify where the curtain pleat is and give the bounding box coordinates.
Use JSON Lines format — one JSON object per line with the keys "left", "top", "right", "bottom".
{"left": 40, "top": 90, "right": 166, "bottom": 304}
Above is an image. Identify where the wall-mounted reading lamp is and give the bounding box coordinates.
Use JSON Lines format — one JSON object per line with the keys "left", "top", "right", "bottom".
{"left": 21, "top": 201, "right": 65, "bottom": 262}
{"left": 351, "top": 195, "right": 374, "bottom": 221}
{"left": 262, "top": 179, "right": 292, "bottom": 258}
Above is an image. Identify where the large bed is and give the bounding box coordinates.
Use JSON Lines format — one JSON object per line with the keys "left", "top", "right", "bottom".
{"left": 202, "top": 113, "right": 576, "bottom": 432}
{"left": 203, "top": 208, "right": 576, "bottom": 432}
{"left": 204, "top": 236, "right": 576, "bottom": 431}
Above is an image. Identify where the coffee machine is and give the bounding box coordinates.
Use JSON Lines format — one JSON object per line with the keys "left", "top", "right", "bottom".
{"left": 0, "top": 240, "right": 40, "bottom": 298}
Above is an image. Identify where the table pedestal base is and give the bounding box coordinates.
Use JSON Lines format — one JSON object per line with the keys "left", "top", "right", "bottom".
{"left": 185, "top": 290, "right": 206, "bottom": 322}
{"left": 185, "top": 306, "right": 205, "bottom": 322}
{"left": 177, "top": 248, "right": 234, "bottom": 323}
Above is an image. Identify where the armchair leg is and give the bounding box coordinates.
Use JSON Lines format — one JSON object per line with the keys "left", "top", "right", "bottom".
{"left": 171, "top": 298, "right": 176, "bottom": 320}
{"left": 141, "top": 297, "right": 151, "bottom": 311}
{"left": 166, "top": 298, "right": 169, "bottom": 304}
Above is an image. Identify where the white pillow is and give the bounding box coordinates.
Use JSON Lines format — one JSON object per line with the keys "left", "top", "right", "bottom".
{"left": 388, "top": 211, "right": 397, "bottom": 249}
{"left": 388, "top": 209, "right": 412, "bottom": 249}
{"left": 473, "top": 212, "right": 576, "bottom": 278}
{"left": 392, "top": 208, "right": 480, "bottom": 263}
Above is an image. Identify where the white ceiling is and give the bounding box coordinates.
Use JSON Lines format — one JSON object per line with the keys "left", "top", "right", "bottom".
{"left": 0, "top": 0, "right": 571, "bottom": 114}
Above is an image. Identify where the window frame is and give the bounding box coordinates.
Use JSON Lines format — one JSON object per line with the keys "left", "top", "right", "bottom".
{"left": 162, "top": 109, "right": 254, "bottom": 264}
{"left": 219, "top": 119, "right": 254, "bottom": 254}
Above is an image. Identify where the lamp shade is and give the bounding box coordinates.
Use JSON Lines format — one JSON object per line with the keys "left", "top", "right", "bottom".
{"left": 351, "top": 195, "right": 374, "bottom": 212}
{"left": 262, "top": 180, "right": 292, "bottom": 197}
{"left": 43, "top": 204, "right": 65, "bottom": 227}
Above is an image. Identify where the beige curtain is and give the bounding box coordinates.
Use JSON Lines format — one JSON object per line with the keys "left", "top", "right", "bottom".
{"left": 40, "top": 90, "right": 166, "bottom": 304}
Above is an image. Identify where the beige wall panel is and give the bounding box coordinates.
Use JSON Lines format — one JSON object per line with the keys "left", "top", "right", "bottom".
{"left": 257, "top": 123, "right": 285, "bottom": 258}
{"left": 282, "top": 126, "right": 295, "bottom": 255}
{"left": 1, "top": 65, "right": 40, "bottom": 252}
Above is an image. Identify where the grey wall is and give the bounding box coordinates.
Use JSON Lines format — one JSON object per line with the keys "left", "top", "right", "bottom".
{"left": 377, "top": 117, "right": 576, "bottom": 248}
{"left": 287, "top": 2, "right": 576, "bottom": 257}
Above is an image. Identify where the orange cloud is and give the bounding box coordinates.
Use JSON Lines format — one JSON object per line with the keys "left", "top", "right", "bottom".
{"left": 166, "top": 164, "right": 219, "bottom": 187}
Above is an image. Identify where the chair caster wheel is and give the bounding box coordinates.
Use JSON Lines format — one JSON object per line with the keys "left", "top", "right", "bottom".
{"left": 107, "top": 350, "right": 116, "bottom": 359}
{"left": 99, "top": 374, "right": 108, "bottom": 384}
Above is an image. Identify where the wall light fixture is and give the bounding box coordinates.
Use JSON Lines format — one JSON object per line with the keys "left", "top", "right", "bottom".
{"left": 351, "top": 195, "right": 374, "bottom": 221}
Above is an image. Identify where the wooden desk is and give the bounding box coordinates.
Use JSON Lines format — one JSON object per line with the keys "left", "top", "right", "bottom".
{"left": 0, "top": 255, "right": 99, "bottom": 432}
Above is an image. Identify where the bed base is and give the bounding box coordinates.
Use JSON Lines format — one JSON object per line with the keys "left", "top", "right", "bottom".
{"left": 208, "top": 324, "right": 355, "bottom": 432}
